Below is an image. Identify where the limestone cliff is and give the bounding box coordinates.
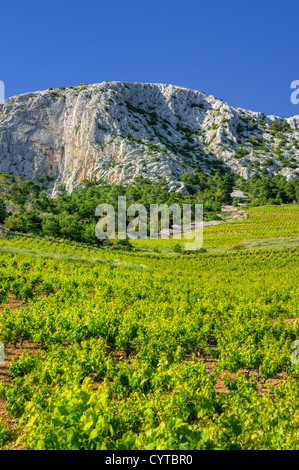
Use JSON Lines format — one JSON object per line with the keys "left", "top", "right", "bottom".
{"left": 0, "top": 81, "right": 298, "bottom": 195}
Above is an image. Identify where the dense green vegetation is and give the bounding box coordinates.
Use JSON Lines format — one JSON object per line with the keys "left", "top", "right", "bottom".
{"left": 0, "top": 172, "right": 231, "bottom": 245}
{"left": 133, "top": 205, "right": 299, "bottom": 253}
{"left": 239, "top": 174, "right": 299, "bottom": 206}
{"left": 0, "top": 171, "right": 298, "bottom": 249}
{"left": 0, "top": 203, "right": 298, "bottom": 450}
{"left": 0, "top": 169, "right": 298, "bottom": 450}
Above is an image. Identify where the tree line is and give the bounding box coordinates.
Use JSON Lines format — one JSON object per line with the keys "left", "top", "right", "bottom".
{"left": 0, "top": 171, "right": 297, "bottom": 245}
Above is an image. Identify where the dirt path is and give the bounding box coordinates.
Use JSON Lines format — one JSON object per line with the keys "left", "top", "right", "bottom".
{"left": 164, "top": 206, "right": 248, "bottom": 238}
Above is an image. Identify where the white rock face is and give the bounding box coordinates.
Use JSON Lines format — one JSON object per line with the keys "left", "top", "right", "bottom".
{"left": 0, "top": 81, "right": 298, "bottom": 195}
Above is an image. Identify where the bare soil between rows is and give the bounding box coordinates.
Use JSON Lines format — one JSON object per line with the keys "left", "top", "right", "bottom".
{"left": 0, "top": 295, "right": 290, "bottom": 450}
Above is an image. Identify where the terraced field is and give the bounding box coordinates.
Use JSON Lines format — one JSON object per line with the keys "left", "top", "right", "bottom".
{"left": 132, "top": 204, "right": 299, "bottom": 253}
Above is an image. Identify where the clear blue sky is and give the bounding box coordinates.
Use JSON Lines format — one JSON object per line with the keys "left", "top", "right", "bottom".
{"left": 1, "top": 0, "right": 298, "bottom": 117}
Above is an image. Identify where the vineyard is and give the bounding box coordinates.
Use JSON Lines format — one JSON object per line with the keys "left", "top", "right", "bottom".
{"left": 0, "top": 204, "right": 298, "bottom": 450}
{"left": 133, "top": 205, "right": 299, "bottom": 252}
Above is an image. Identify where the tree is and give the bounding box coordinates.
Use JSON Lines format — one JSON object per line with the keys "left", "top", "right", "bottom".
{"left": 41, "top": 215, "right": 60, "bottom": 238}
{"left": 182, "top": 172, "right": 200, "bottom": 195}
{"left": 58, "top": 213, "right": 82, "bottom": 241}
{"left": 4, "top": 213, "right": 25, "bottom": 232}
{"left": 0, "top": 199, "right": 7, "bottom": 224}
{"left": 24, "top": 210, "right": 42, "bottom": 234}
{"left": 37, "top": 192, "right": 54, "bottom": 212}
{"left": 214, "top": 172, "right": 234, "bottom": 203}
{"left": 82, "top": 221, "right": 101, "bottom": 245}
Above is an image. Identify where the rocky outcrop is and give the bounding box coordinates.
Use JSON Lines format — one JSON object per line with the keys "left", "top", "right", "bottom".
{"left": 0, "top": 81, "right": 298, "bottom": 195}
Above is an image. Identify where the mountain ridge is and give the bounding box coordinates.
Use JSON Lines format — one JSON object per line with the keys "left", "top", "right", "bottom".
{"left": 0, "top": 81, "right": 298, "bottom": 195}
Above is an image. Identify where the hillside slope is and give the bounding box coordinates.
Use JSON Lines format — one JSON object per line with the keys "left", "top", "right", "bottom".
{"left": 0, "top": 81, "right": 298, "bottom": 195}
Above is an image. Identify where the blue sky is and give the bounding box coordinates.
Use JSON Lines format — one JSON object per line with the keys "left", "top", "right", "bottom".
{"left": 1, "top": 0, "right": 298, "bottom": 117}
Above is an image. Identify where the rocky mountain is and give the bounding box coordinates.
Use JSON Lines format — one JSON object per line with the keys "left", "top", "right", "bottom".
{"left": 0, "top": 81, "right": 298, "bottom": 195}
